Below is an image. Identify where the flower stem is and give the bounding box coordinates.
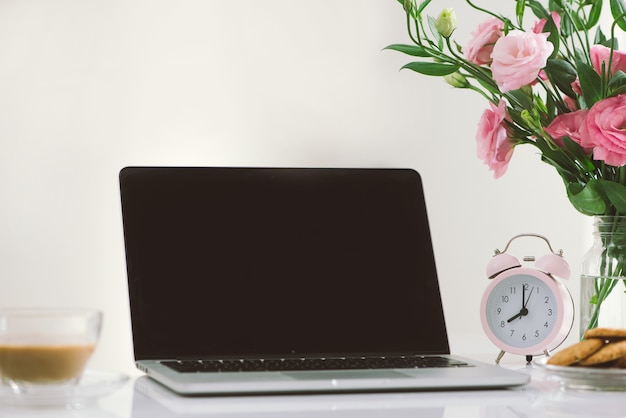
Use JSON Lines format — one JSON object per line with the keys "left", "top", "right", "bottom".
{"left": 583, "top": 216, "right": 626, "bottom": 336}
{"left": 586, "top": 276, "right": 619, "bottom": 332}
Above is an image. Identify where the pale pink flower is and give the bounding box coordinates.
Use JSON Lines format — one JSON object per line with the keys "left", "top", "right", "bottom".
{"left": 582, "top": 95, "right": 626, "bottom": 166}
{"left": 532, "top": 14, "right": 560, "bottom": 84}
{"left": 590, "top": 44, "right": 626, "bottom": 77}
{"left": 533, "top": 11, "right": 561, "bottom": 34}
{"left": 491, "top": 31, "right": 554, "bottom": 92}
{"left": 544, "top": 110, "right": 590, "bottom": 150}
{"left": 463, "top": 18, "right": 503, "bottom": 65}
{"left": 476, "top": 100, "right": 515, "bottom": 178}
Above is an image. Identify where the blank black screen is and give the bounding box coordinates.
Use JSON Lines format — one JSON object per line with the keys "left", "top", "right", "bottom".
{"left": 119, "top": 167, "right": 449, "bottom": 359}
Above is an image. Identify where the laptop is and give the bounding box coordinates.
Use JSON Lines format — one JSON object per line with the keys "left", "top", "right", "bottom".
{"left": 132, "top": 374, "right": 533, "bottom": 416}
{"left": 119, "top": 167, "right": 529, "bottom": 395}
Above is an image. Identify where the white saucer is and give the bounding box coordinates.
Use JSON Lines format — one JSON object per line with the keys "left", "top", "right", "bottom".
{"left": 535, "top": 357, "right": 626, "bottom": 391}
{"left": 0, "top": 370, "right": 129, "bottom": 408}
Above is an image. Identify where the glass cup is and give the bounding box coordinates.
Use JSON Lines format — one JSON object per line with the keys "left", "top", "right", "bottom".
{"left": 0, "top": 308, "right": 102, "bottom": 392}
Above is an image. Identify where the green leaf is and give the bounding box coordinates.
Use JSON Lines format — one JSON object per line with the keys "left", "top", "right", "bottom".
{"left": 546, "top": 59, "right": 578, "bottom": 97}
{"left": 562, "top": 137, "right": 595, "bottom": 171}
{"left": 597, "top": 180, "right": 626, "bottom": 213}
{"left": 453, "top": 41, "right": 463, "bottom": 54}
{"left": 427, "top": 15, "right": 443, "bottom": 50}
{"left": 401, "top": 61, "right": 460, "bottom": 76}
{"left": 611, "top": 0, "right": 626, "bottom": 31}
{"left": 475, "top": 71, "right": 496, "bottom": 91}
{"left": 609, "top": 71, "right": 626, "bottom": 95}
{"left": 587, "top": 0, "right": 603, "bottom": 29}
{"left": 549, "top": 0, "right": 563, "bottom": 10}
{"left": 508, "top": 89, "right": 535, "bottom": 111}
{"left": 516, "top": 0, "right": 526, "bottom": 27}
{"left": 543, "top": 159, "right": 578, "bottom": 183}
{"left": 609, "top": 70, "right": 626, "bottom": 89}
{"left": 528, "top": 0, "right": 549, "bottom": 19}
{"left": 611, "top": 85, "right": 626, "bottom": 95}
{"left": 546, "top": 91, "right": 557, "bottom": 116}
{"left": 594, "top": 27, "right": 609, "bottom": 46}
{"left": 560, "top": 11, "right": 574, "bottom": 37}
{"left": 416, "top": 0, "right": 432, "bottom": 15}
{"left": 543, "top": 17, "right": 560, "bottom": 59}
{"left": 571, "top": 9, "right": 586, "bottom": 31}
{"left": 576, "top": 60, "right": 604, "bottom": 106}
{"left": 540, "top": 152, "right": 569, "bottom": 173}
{"left": 383, "top": 44, "right": 431, "bottom": 58}
{"left": 506, "top": 108, "right": 530, "bottom": 132}
{"left": 567, "top": 181, "right": 607, "bottom": 215}
{"left": 535, "top": 135, "right": 580, "bottom": 178}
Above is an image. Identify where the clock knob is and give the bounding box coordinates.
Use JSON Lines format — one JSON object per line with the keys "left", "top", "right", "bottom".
{"left": 486, "top": 253, "right": 521, "bottom": 279}
{"left": 535, "top": 253, "right": 570, "bottom": 280}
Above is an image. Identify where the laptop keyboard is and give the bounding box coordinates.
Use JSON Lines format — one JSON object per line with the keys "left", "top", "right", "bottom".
{"left": 161, "top": 355, "right": 471, "bottom": 373}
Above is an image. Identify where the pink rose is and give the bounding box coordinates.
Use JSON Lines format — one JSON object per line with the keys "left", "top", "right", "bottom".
{"left": 564, "top": 95, "right": 579, "bottom": 111}
{"left": 582, "top": 95, "right": 626, "bottom": 166}
{"left": 571, "top": 79, "right": 582, "bottom": 96}
{"left": 491, "top": 31, "right": 554, "bottom": 92}
{"left": 544, "top": 110, "right": 590, "bottom": 149}
{"left": 590, "top": 44, "right": 626, "bottom": 77}
{"left": 463, "top": 18, "right": 503, "bottom": 65}
{"left": 476, "top": 100, "right": 516, "bottom": 178}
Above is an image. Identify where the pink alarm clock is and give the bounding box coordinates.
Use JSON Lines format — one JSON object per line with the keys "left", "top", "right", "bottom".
{"left": 480, "top": 234, "right": 574, "bottom": 364}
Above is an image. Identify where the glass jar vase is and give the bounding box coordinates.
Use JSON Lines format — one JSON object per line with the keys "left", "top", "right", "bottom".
{"left": 580, "top": 216, "right": 626, "bottom": 337}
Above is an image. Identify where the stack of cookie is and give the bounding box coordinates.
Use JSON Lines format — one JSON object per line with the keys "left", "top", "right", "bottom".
{"left": 547, "top": 328, "right": 626, "bottom": 368}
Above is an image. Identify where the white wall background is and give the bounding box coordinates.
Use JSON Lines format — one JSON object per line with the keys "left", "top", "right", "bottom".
{"left": 0, "top": 0, "right": 591, "bottom": 375}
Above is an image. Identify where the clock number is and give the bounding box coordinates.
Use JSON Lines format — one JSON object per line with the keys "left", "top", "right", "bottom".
{"left": 510, "top": 330, "right": 515, "bottom": 336}
{"left": 522, "top": 334, "right": 526, "bottom": 341}
{"left": 496, "top": 308, "right": 501, "bottom": 315}
{"left": 502, "top": 295, "right": 509, "bottom": 303}
{"left": 548, "top": 308, "right": 553, "bottom": 316}
{"left": 500, "top": 321, "right": 505, "bottom": 328}
{"left": 535, "top": 330, "right": 540, "bottom": 338}
{"left": 510, "top": 287, "right": 516, "bottom": 294}
{"left": 544, "top": 321, "right": 549, "bottom": 328}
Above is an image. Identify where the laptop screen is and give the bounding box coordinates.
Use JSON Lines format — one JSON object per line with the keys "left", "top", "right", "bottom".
{"left": 119, "top": 167, "right": 449, "bottom": 360}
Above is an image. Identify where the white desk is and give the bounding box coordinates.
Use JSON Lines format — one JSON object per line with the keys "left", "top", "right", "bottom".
{"left": 3, "top": 361, "right": 626, "bottom": 418}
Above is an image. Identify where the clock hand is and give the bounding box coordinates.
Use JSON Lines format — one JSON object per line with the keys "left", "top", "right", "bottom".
{"left": 507, "top": 312, "right": 523, "bottom": 322}
{"left": 523, "top": 287, "right": 534, "bottom": 309}
{"left": 507, "top": 285, "right": 531, "bottom": 323}
{"left": 507, "top": 306, "right": 530, "bottom": 323}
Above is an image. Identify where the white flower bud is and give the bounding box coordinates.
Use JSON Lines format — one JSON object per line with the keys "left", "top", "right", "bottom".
{"left": 435, "top": 8, "right": 457, "bottom": 38}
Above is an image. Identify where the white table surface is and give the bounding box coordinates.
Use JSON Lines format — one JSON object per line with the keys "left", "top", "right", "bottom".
{"left": 3, "top": 357, "right": 626, "bottom": 418}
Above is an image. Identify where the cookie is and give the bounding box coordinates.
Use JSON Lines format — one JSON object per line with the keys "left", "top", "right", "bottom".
{"left": 547, "top": 338, "right": 604, "bottom": 366}
{"left": 610, "top": 355, "right": 626, "bottom": 368}
{"left": 583, "top": 327, "right": 626, "bottom": 340}
{"left": 578, "top": 340, "right": 626, "bottom": 366}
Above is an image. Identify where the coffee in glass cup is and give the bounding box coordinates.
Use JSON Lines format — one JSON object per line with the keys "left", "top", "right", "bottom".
{"left": 0, "top": 309, "right": 102, "bottom": 390}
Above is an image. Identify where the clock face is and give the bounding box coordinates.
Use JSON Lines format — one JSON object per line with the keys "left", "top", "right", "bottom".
{"left": 481, "top": 269, "right": 573, "bottom": 355}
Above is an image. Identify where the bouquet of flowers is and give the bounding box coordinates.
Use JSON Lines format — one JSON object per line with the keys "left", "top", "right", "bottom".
{"left": 386, "top": 0, "right": 626, "bottom": 333}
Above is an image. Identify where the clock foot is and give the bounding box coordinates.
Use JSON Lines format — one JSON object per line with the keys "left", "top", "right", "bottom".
{"left": 525, "top": 355, "right": 533, "bottom": 364}
{"left": 495, "top": 350, "right": 505, "bottom": 364}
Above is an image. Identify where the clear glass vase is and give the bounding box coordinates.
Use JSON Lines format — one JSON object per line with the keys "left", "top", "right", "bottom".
{"left": 580, "top": 216, "right": 626, "bottom": 337}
